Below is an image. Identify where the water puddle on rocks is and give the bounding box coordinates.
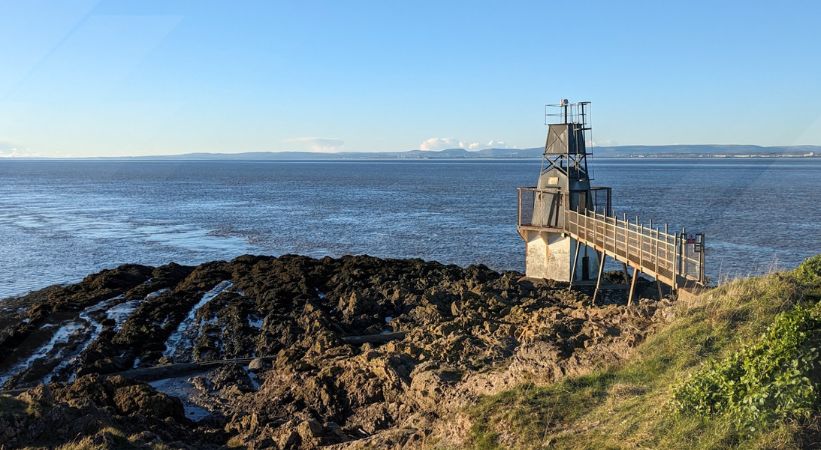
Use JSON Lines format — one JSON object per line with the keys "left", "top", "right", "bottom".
{"left": 0, "top": 288, "right": 169, "bottom": 387}
{"left": 163, "top": 281, "right": 232, "bottom": 361}
{"left": 44, "top": 288, "right": 171, "bottom": 383}
{"left": 149, "top": 373, "right": 213, "bottom": 422}
{"left": 0, "top": 321, "right": 84, "bottom": 387}
{"left": 106, "top": 300, "right": 143, "bottom": 332}
{"left": 247, "top": 315, "right": 264, "bottom": 329}
{"left": 108, "top": 288, "right": 169, "bottom": 332}
{"left": 43, "top": 296, "right": 125, "bottom": 383}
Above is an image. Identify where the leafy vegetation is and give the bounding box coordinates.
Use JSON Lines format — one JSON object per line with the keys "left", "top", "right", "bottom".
{"left": 795, "top": 254, "right": 821, "bottom": 285}
{"left": 673, "top": 303, "right": 819, "bottom": 430}
{"left": 465, "top": 255, "right": 821, "bottom": 449}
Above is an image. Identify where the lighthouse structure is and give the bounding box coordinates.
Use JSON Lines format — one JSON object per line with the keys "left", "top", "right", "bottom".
{"left": 517, "top": 100, "right": 611, "bottom": 283}
{"left": 517, "top": 99, "right": 706, "bottom": 303}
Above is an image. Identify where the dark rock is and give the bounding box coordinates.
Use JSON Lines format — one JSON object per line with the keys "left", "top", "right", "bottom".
{"left": 0, "top": 254, "right": 673, "bottom": 449}
{"left": 209, "top": 363, "right": 255, "bottom": 393}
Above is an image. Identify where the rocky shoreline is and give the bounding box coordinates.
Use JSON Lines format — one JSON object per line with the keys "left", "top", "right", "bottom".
{"left": 0, "top": 255, "right": 673, "bottom": 449}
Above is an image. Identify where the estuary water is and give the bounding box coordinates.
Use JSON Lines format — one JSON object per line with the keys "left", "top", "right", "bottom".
{"left": 1, "top": 158, "right": 819, "bottom": 298}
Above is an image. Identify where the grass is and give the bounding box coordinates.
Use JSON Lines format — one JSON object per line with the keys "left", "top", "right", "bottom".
{"left": 48, "top": 427, "right": 174, "bottom": 450}
{"left": 464, "top": 256, "right": 821, "bottom": 449}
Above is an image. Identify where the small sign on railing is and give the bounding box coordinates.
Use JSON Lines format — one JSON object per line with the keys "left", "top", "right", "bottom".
{"left": 688, "top": 233, "right": 705, "bottom": 253}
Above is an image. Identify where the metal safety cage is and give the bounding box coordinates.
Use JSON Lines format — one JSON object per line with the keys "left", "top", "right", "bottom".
{"left": 590, "top": 187, "right": 612, "bottom": 216}
{"left": 517, "top": 187, "right": 563, "bottom": 230}
{"left": 545, "top": 101, "right": 592, "bottom": 128}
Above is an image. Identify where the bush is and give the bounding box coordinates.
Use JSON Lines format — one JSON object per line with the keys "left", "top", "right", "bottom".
{"left": 795, "top": 254, "right": 821, "bottom": 284}
{"left": 673, "top": 302, "right": 820, "bottom": 431}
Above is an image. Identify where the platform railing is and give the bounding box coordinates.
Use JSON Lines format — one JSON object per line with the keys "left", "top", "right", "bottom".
{"left": 517, "top": 187, "right": 562, "bottom": 229}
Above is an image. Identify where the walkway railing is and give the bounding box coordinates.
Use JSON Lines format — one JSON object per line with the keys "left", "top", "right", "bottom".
{"left": 517, "top": 187, "right": 705, "bottom": 290}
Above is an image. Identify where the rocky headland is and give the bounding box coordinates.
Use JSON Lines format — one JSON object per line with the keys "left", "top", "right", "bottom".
{"left": 0, "top": 255, "right": 673, "bottom": 449}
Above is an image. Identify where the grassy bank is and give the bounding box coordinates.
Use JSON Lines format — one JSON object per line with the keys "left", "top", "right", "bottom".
{"left": 467, "top": 256, "right": 820, "bottom": 449}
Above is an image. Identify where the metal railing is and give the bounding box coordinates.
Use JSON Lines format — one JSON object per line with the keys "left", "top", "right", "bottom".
{"left": 517, "top": 187, "right": 705, "bottom": 288}
{"left": 518, "top": 187, "right": 563, "bottom": 230}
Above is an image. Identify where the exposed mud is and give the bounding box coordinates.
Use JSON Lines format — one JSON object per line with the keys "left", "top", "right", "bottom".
{"left": 0, "top": 255, "right": 672, "bottom": 449}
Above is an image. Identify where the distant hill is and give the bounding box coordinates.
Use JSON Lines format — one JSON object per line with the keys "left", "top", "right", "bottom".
{"left": 6, "top": 145, "right": 819, "bottom": 160}
{"left": 111, "top": 147, "right": 548, "bottom": 160}
{"left": 592, "top": 144, "right": 820, "bottom": 158}
{"left": 119, "top": 145, "right": 819, "bottom": 160}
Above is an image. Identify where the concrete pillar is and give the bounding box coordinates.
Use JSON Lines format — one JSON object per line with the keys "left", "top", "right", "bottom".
{"left": 524, "top": 231, "right": 598, "bottom": 282}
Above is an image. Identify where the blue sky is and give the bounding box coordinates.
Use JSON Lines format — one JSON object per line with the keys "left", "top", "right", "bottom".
{"left": 1, "top": 0, "right": 820, "bottom": 157}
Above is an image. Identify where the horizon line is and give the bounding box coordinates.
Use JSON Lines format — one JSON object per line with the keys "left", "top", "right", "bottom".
{"left": 2, "top": 144, "right": 820, "bottom": 160}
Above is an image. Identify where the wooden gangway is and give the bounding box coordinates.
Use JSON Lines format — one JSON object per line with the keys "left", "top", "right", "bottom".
{"left": 517, "top": 187, "right": 705, "bottom": 303}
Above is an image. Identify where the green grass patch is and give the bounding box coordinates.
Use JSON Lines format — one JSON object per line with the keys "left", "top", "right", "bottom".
{"left": 464, "top": 255, "right": 821, "bottom": 450}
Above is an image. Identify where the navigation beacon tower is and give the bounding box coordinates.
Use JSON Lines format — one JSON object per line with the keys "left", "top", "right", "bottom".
{"left": 519, "top": 100, "right": 611, "bottom": 282}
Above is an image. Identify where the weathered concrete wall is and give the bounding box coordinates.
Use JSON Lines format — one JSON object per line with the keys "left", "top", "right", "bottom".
{"left": 525, "top": 231, "right": 570, "bottom": 280}
{"left": 524, "top": 231, "right": 598, "bottom": 282}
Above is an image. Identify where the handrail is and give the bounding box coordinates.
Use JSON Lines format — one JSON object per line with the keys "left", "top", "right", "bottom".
{"left": 517, "top": 187, "right": 705, "bottom": 287}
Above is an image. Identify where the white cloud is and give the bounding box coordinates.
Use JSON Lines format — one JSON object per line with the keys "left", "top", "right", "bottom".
{"left": 284, "top": 137, "right": 345, "bottom": 153}
{"left": 419, "top": 137, "right": 464, "bottom": 151}
{"left": 0, "top": 142, "right": 39, "bottom": 158}
{"left": 483, "top": 139, "right": 509, "bottom": 149}
{"left": 419, "top": 137, "right": 513, "bottom": 151}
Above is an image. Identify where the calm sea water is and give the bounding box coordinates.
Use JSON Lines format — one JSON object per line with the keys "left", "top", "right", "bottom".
{"left": 1, "top": 158, "right": 819, "bottom": 298}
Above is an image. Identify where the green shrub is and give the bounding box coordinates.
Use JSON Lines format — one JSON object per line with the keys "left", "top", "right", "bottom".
{"left": 673, "top": 302, "right": 820, "bottom": 431}
{"left": 795, "top": 254, "right": 821, "bottom": 284}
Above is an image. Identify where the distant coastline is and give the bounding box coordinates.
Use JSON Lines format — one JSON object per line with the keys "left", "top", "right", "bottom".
{"left": 2, "top": 144, "right": 819, "bottom": 161}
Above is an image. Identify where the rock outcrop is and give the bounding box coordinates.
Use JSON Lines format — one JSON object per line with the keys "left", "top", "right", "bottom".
{"left": 0, "top": 255, "right": 671, "bottom": 449}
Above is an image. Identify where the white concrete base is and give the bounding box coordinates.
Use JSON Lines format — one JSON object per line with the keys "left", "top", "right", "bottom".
{"left": 524, "top": 231, "right": 598, "bottom": 282}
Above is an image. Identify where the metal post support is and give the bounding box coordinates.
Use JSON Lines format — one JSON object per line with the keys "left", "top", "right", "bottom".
{"left": 654, "top": 227, "right": 659, "bottom": 276}
{"left": 672, "top": 233, "right": 679, "bottom": 293}
{"left": 517, "top": 189, "right": 521, "bottom": 226}
{"left": 592, "top": 251, "right": 606, "bottom": 305}
{"left": 568, "top": 239, "right": 581, "bottom": 291}
{"left": 628, "top": 266, "right": 639, "bottom": 307}
{"left": 681, "top": 226, "right": 687, "bottom": 279}
{"left": 639, "top": 224, "right": 644, "bottom": 269}
{"left": 699, "top": 234, "right": 705, "bottom": 284}
{"left": 624, "top": 216, "right": 629, "bottom": 262}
